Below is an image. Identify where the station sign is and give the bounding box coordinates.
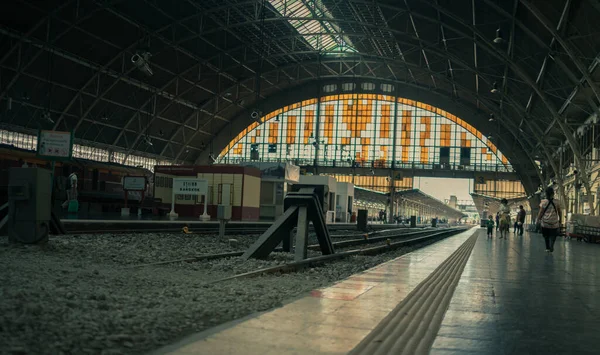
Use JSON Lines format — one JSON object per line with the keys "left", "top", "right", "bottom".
{"left": 123, "top": 176, "right": 146, "bottom": 191}
{"left": 173, "top": 178, "right": 208, "bottom": 196}
{"left": 37, "top": 130, "right": 73, "bottom": 160}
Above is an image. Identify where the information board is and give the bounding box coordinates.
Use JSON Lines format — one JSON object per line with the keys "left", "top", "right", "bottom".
{"left": 37, "top": 130, "right": 73, "bottom": 159}
{"left": 173, "top": 178, "right": 208, "bottom": 196}
{"left": 123, "top": 176, "right": 146, "bottom": 191}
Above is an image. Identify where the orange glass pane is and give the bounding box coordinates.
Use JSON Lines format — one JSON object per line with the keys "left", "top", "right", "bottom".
{"left": 286, "top": 116, "right": 297, "bottom": 144}
{"left": 421, "top": 147, "right": 429, "bottom": 164}
{"left": 304, "top": 110, "right": 315, "bottom": 144}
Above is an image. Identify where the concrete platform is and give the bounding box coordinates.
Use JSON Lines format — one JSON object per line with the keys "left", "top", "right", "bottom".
{"left": 156, "top": 228, "right": 478, "bottom": 355}
{"left": 430, "top": 229, "right": 600, "bottom": 354}
{"left": 155, "top": 228, "right": 600, "bottom": 354}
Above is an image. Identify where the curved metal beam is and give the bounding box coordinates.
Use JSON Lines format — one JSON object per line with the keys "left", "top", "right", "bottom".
{"left": 518, "top": 0, "right": 600, "bottom": 105}
{"left": 0, "top": 2, "right": 102, "bottom": 104}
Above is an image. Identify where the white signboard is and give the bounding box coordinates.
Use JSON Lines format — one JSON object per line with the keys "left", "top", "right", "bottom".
{"left": 173, "top": 178, "right": 208, "bottom": 196}
{"left": 37, "top": 130, "right": 73, "bottom": 159}
{"left": 123, "top": 176, "right": 146, "bottom": 191}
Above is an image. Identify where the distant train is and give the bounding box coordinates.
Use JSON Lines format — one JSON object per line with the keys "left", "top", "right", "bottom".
{"left": 0, "top": 144, "right": 154, "bottom": 215}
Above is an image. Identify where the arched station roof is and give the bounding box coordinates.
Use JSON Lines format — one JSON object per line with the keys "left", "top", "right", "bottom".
{"left": 2, "top": 0, "right": 600, "bottom": 195}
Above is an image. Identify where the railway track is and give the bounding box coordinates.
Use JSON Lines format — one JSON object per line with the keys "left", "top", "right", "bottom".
{"left": 209, "top": 227, "right": 468, "bottom": 284}
{"left": 128, "top": 227, "right": 469, "bottom": 272}
{"left": 63, "top": 221, "right": 431, "bottom": 235}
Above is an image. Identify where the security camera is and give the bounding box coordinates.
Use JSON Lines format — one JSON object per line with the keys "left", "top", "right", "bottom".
{"left": 131, "top": 51, "right": 153, "bottom": 76}
{"left": 209, "top": 154, "right": 217, "bottom": 163}
{"left": 41, "top": 111, "right": 54, "bottom": 124}
{"left": 250, "top": 110, "right": 262, "bottom": 121}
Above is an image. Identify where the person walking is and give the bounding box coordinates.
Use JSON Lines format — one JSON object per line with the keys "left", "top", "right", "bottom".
{"left": 517, "top": 205, "right": 526, "bottom": 236}
{"left": 498, "top": 198, "right": 511, "bottom": 239}
{"left": 536, "top": 187, "right": 562, "bottom": 253}
{"left": 495, "top": 212, "right": 500, "bottom": 231}
{"left": 486, "top": 215, "right": 495, "bottom": 239}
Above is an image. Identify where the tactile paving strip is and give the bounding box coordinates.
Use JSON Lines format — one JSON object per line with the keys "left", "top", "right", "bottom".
{"left": 348, "top": 230, "right": 479, "bottom": 355}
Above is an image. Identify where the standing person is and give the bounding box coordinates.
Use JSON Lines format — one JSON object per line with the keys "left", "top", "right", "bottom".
{"left": 62, "top": 171, "right": 78, "bottom": 208}
{"left": 498, "top": 198, "right": 511, "bottom": 239}
{"left": 513, "top": 218, "right": 518, "bottom": 234}
{"left": 486, "top": 215, "right": 495, "bottom": 238}
{"left": 495, "top": 212, "right": 500, "bottom": 231}
{"left": 536, "top": 187, "right": 562, "bottom": 253}
{"left": 517, "top": 205, "right": 526, "bottom": 236}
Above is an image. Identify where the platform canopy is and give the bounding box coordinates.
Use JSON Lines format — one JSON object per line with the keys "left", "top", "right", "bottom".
{"left": 471, "top": 193, "right": 529, "bottom": 218}
{"left": 2, "top": 0, "right": 600, "bottom": 196}
{"left": 396, "top": 189, "right": 466, "bottom": 220}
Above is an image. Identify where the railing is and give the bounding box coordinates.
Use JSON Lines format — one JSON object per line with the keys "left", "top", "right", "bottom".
{"left": 219, "top": 157, "right": 515, "bottom": 173}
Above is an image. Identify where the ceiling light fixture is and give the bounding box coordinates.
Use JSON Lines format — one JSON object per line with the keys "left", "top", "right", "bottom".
{"left": 489, "top": 113, "right": 495, "bottom": 122}
{"left": 490, "top": 82, "right": 499, "bottom": 94}
{"left": 493, "top": 28, "right": 504, "bottom": 44}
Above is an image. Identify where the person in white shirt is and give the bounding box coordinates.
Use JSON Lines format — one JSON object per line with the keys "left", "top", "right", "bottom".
{"left": 62, "top": 172, "right": 78, "bottom": 208}
{"left": 498, "top": 198, "right": 511, "bottom": 239}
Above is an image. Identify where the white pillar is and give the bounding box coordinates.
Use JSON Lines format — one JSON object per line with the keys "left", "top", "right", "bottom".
{"left": 168, "top": 190, "right": 178, "bottom": 218}
{"left": 200, "top": 193, "right": 210, "bottom": 221}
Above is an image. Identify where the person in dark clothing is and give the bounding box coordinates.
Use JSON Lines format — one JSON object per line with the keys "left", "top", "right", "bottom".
{"left": 486, "top": 215, "right": 495, "bottom": 238}
{"left": 517, "top": 205, "right": 526, "bottom": 236}
{"left": 495, "top": 212, "right": 500, "bottom": 231}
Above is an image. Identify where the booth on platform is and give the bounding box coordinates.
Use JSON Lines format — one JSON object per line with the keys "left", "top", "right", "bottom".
{"left": 240, "top": 162, "right": 300, "bottom": 221}
{"left": 336, "top": 182, "right": 354, "bottom": 223}
{"left": 153, "top": 165, "right": 261, "bottom": 221}
{"left": 299, "top": 175, "right": 338, "bottom": 223}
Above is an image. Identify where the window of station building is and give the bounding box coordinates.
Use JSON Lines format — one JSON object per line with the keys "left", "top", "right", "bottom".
{"left": 322, "top": 84, "right": 337, "bottom": 93}
{"left": 361, "top": 82, "right": 375, "bottom": 91}
{"left": 220, "top": 94, "right": 512, "bottom": 173}
{"left": 0, "top": 129, "right": 170, "bottom": 172}
{"left": 341, "top": 83, "right": 356, "bottom": 91}
{"left": 381, "top": 84, "right": 394, "bottom": 92}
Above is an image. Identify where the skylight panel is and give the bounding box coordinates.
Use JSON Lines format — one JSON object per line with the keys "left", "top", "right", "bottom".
{"left": 268, "top": 0, "right": 357, "bottom": 53}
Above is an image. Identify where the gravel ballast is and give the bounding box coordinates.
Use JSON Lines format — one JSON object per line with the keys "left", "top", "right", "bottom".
{"left": 0, "top": 231, "right": 451, "bottom": 354}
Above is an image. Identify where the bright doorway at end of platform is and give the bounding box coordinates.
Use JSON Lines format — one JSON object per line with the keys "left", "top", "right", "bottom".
{"left": 415, "top": 177, "right": 479, "bottom": 223}
{"left": 415, "top": 177, "right": 472, "bottom": 201}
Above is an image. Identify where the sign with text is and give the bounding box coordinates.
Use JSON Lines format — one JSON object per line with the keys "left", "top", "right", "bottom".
{"left": 37, "top": 130, "right": 73, "bottom": 159}
{"left": 123, "top": 176, "right": 146, "bottom": 191}
{"left": 173, "top": 178, "right": 208, "bottom": 196}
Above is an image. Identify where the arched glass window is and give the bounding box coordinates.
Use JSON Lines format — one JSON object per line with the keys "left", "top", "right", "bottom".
{"left": 219, "top": 94, "right": 511, "bottom": 173}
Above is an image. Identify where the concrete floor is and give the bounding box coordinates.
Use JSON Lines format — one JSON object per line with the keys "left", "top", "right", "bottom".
{"left": 157, "top": 229, "right": 600, "bottom": 355}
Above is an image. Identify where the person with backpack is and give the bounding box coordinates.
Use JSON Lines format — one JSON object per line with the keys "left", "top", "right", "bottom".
{"left": 536, "top": 187, "right": 562, "bottom": 253}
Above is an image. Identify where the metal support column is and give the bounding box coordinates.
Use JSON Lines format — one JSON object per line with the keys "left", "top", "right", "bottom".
{"left": 295, "top": 206, "right": 310, "bottom": 261}
{"left": 389, "top": 174, "right": 395, "bottom": 223}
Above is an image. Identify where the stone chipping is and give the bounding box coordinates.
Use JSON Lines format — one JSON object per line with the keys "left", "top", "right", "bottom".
{"left": 0, "top": 232, "right": 445, "bottom": 354}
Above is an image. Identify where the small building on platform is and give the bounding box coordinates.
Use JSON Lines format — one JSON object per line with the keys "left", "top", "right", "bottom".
{"left": 336, "top": 182, "right": 354, "bottom": 223}
{"left": 299, "top": 175, "right": 338, "bottom": 223}
{"left": 153, "top": 165, "right": 261, "bottom": 221}
{"left": 239, "top": 162, "right": 300, "bottom": 221}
